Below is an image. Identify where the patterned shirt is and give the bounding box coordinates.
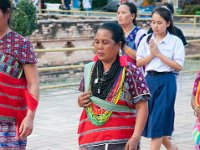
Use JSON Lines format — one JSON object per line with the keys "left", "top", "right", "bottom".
{"left": 126, "top": 26, "right": 146, "bottom": 51}
{"left": 125, "top": 26, "right": 146, "bottom": 67}
{"left": 0, "top": 31, "right": 37, "bottom": 78}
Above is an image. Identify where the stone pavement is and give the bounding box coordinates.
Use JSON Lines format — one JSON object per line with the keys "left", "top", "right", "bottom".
{"left": 26, "top": 73, "right": 197, "bottom": 150}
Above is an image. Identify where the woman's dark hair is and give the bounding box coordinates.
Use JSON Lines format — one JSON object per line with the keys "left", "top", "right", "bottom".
{"left": 162, "top": 3, "right": 174, "bottom": 14}
{"left": 120, "top": 2, "right": 137, "bottom": 25}
{"left": 153, "top": 7, "right": 174, "bottom": 34}
{"left": 98, "top": 22, "right": 126, "bottom": 49}
{"left": 147, "top": 7, "right": 174, "bottom": 43}
{"left": 0, "top": 0, "right": 11, "bottom": 24}
{"left": 0, "top": 0, "right": 11, "bottom": 14}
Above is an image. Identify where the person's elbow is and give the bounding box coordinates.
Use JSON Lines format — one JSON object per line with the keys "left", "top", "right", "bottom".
{"left": 175, "top": 64, "right": 183, "bottom": 71}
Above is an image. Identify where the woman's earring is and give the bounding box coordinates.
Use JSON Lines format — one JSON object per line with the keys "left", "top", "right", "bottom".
{"left": 119, "top": 49, "right": 127, "bottom": 67}
{"left": 93, "top": 55, "right": 98, "bottom": 62}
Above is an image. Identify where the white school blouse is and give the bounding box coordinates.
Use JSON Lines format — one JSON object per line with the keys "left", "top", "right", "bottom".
{"left": 136, "top": 32, "right": 185, "bottom": 72}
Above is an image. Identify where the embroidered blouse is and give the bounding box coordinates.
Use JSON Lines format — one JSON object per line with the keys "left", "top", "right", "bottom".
{"left": 0, "top": 31, "right": 37, "bottom": 78}
{"left": 126, "top": 26, "right": 146, "bottom": 51}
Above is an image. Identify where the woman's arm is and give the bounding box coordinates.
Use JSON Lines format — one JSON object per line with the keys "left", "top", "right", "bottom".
{"left": 191, "top": 95, "right": 196, "bottom": 110}
{"left": 136, "top": 36, "right": 154, "bottom": 67}
{"left": 136, "top": 54, "right": 154, "bottom": 67}
{"left": 124, "top": 45, "right": 136, "bottom": 60}
{"left": 149, "top": 39, "right": 183, "bottom": 71}
{"left": 155, "top": 54, "right": 183, "bottom": 71}
{"left": 125, "top": 100, "right": 148, "bottom": 150}
{"left": 18, "top": 64, "right": 39, "bottom": 140}
{"left": 133, "top": 100, "right": 148, "bottom": 138}
{"left": 24, "top": 64, "right": 39, "bottom": 101}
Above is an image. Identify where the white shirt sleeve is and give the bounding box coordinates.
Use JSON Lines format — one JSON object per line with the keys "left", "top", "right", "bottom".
{"left": 172, "top": 37, "right": 185, "bottom": 67}
{"left": 135, "top": 29, "right": 147, "bottom": 49}
{"left": 136, "top": 35, "right": 148, "bottom": 60}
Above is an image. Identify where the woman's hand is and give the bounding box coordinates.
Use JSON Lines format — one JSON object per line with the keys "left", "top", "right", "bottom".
{"left": 18, "top": 115, "right": 34, "bottom": 140}
{"left": 149, "top": 39, "right": 160, "bottom": 57}
{"left": 78, "top": 92, "right": 91, "bottom": 107}
{"left": 125, "top": 100, "right": 148, "bottom": 150}
{"left": 125, "top": 136, "right": 139, "bottom": 150}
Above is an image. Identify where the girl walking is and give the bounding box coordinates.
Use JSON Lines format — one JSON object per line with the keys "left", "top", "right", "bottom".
{"left": 136, "top": 6, "right": 185, "bottom": 150}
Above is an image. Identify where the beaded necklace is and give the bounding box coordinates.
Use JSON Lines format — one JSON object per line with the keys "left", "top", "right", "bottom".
{"left": 91, "top": 57, "right": 122, "bottom": 99}
{"left": 86, "top": 66, "right": 126, "bottom": 126}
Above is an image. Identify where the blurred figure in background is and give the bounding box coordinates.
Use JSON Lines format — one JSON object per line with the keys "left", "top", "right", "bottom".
{"left": 61, "top": 0, "right": 71, "bottom": 10}
{"left": 82, "top": 0, "right": 92, "bottom": 11}
{"left": 12, "top": 0, "right": 18, "bottom": 8}
{"left": 72, "top": 0, "right": 79, "bottom": 10}
{"left": 119, "top": 0, "right": 129, "bottom": 5}
{"left": 39, "top": 0, "right": 45, "bottom": 13}
{"left": 120, "top": 0, "right": 143, "bottom": 6}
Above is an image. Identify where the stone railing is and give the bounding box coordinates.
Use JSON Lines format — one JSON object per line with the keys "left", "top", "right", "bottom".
{"left": 30, "top": 14, "right": 151, "bottom": 48}
{"left": 30, "top": 15, "right": 115, "bottom": 40}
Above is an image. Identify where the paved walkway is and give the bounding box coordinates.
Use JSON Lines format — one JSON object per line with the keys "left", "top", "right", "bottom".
{"left": 26, "top": 73, "right": 197, "bottom": 150}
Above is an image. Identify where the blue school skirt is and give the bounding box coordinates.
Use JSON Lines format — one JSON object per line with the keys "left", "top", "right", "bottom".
{"left": 142, "top": 72, "right": 176, "bottom": 138}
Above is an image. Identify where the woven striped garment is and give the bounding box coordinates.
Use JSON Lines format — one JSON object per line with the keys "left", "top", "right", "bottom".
{"left": 78, "top": 62, "right": 150, "bottom": 147}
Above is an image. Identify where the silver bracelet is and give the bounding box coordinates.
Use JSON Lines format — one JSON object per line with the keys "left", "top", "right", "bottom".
{"left": 194, "top": 106, "right": 200, "bottom": 117}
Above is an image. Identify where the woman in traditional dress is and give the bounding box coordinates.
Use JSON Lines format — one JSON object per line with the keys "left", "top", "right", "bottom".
{"left": 117, "top": 2, "right": 146, "bottom": 65}
{"left": 0, "top": 0, "right": 39, "bottom": 149}
{"left": 77, "top": 22, "right": 150, "bottom": 150}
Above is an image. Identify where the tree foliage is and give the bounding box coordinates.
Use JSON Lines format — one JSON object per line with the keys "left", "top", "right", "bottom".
{"left": 10, "top": 0, "right": 37, "bottom": 37}
{"left": 45, "top": 0, "right": 61, "bottom": 3}
{"left": 92, "top": 0, "right": 107, "bottom": 10}
{"left": 182, "top": 5, "right": 200, "bottom": 15}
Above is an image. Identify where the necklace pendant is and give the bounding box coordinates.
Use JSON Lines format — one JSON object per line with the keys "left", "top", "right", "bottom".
{"left": 98, "top": 88, "right": 100, "bottom": 93}
{"left": 94, "top": 78, "right": 98, "bottom": 84}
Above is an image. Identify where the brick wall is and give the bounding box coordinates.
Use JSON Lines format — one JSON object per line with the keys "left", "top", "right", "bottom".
{"left": 30, "top": 15, "right": 150, "bottom": 41}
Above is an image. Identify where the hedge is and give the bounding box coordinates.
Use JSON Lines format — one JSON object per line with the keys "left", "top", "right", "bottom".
{"left": 182, "top": 5, "right": 200, "bottom": 15}
{"left": 10, "top": 0, "right": 37, "bottom": 37}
